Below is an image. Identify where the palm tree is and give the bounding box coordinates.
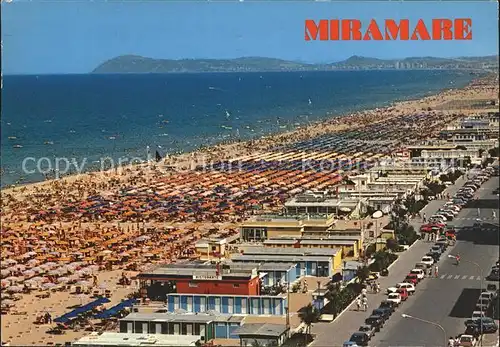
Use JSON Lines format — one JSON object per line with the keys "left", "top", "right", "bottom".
{"left": 298, "top": 303, "right": 319, "bottom": 343}
{"left": 355, "top": 265, "right": 370, "bottom": 284}
{"left": 325, "top": 282, "right": 344, "bottom": 318}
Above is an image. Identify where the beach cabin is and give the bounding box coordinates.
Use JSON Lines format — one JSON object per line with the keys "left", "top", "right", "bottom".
{"left": 119, "top": 312, "right": 244, "bottom": 341}
{"left": 233, "top": 323, "right": 289, "bottom": 347}
{"left": 166, "top": 293, "right": 287, "bottom": 315}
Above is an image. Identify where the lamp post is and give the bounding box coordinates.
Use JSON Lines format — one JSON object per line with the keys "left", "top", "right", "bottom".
{"left": 401, "top": 314, "right": 447, "bottom": 347}
{"left": 448, "top": 255, "right": 484, "bottom": 346}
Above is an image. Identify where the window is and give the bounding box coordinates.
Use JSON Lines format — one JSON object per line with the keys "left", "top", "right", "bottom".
{"left": 212, "top": 246, "right": 217, "bottom": 251}
{"left": 233, "top": 284, "right": 240, "bottom": 288}
{"left": 189, "top": 282, "right": 198, "bottom": 288}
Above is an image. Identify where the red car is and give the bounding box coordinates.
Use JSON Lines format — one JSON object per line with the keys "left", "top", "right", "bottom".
{"left": 405, "top": 274, "right": 419, "bottom": 285}
{"left": 396, "top": 288, "right": 409, "bottom": 301}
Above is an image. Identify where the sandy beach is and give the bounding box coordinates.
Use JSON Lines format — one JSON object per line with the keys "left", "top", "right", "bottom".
{"left": 1, "top": 73, "right": 498, "bottom": 345}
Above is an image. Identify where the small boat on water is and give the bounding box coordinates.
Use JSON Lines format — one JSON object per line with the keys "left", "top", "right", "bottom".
{"left": 13, "top": 145, "right": 23, "bottom": 149}
{"left": 221, "top": 125, "right": 232, "bottom": 130}
{"left": 44, "top": 141, "right": 54, "bottom": 145}
{"left": 7, "top": 136, "right": 17, "bottom": 140}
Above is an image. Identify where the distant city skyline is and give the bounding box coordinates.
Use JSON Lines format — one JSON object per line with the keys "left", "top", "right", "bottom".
{"left": 1, "top": 1, "right": 498, "bottom": 74}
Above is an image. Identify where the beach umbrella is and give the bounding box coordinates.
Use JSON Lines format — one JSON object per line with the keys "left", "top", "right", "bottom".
{"left": 7, "top": 285, "right": 23, "bottom": 293}
{"left": 0, "top": 292, "right": 11, "bottom": 299}
{"left": 31, "top": 267, "right": 43, "bottom": 273}
{"left": 2, "top": 299, "right": 15, "bottom": 307}
{"left": 41, "top": 282, "right": 56, "bottom": 290}
{"left": 0, "top": 269, "right": 11, "bottom": 278}
{"left": 14, "top": 264, "right": 26, "bottom": 271}
{"left": 27, "top": 259, "right": 40, "bottom": 266}
{"left": 23, "top": 270, "right": 36, "bottom": 277}
{"left": 76, "top": 280, "right": 91, "bottom": 286}
{"left": 5, "top": 276, "right": 22, "bottom": 283}
{"left": 57, "top": 277, "right": 70, "bottom": 283}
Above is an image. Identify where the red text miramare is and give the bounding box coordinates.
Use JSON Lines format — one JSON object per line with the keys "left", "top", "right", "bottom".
{"left": 305, "top": 19, "right": 472, "bottom": 41}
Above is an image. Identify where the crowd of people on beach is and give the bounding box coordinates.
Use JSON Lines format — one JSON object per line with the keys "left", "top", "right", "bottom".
{"left": 0, "top": 75, "right": 498, "bottom": 345}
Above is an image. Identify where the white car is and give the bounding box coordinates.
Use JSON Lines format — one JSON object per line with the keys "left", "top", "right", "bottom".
{"left": 480, "top": 292, "right": 495, "bottom": 301}
{"left": 471, "top": 311, "right": 486, "bottom": 320}
{"left": 458, "top": 334, "right": 477, "bottom": 347}
{"left": 410, "top": 269, "right": 425, "bottom": 280}
{"left": 430, "top": 215, "right": 447, "bottom": 223}
{"left": 386, "top": 293, "right": 402, "bottom": 305}
{"left": 441, "top": 209, "right": 458, "bottom": 216}
{"left": 420, "top": 256, "right": 435, "bottom": 267}
{"left": 387, "top": 282, "right": 415, "bottom": 295}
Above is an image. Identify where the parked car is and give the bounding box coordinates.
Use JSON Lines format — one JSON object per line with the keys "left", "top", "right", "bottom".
{"left": 387, "top": 283, "right": 415, "bottom": 295}
{"left": 349, "top": 332, "right": 370, "bottom": 346}
{"left": 414, "top": 263, "right": 428, "bottom": 270}
{"left": 471, "top": 311, "right": 486, "bottom": 320}
{"left": 487, "top": 269, "right": 500, "bottom": 281}
{"left": 396, "top": 288, "right": 409, "bottom": 301}
{"left": 458, "top": 334, "right": 477, "bottom": 347}
{"left": 386, "top": 293, "right": 402, "bottom": 306}
{"left": 465, "top": 317, "right": 498, "bottom": 333}
{"left": 420, "top": 256, "right": 435, "bottom": 267}
{"left": 358, "top": 325, "right": 376, "bottom": 339}
{"left": 379, "top": 300, "right": 397, "bottom": 313}
{"left": 365, "top": 315, "right": 384, "bottom": 332}
{"left": 476, "top": 298, "right": 491, "bottom": 311}
{"left": 404, "top": 274, "right": 419, "bottom": 285}
{"left": 435, "top": 241, "right": 448, "bottom": 252}
{"left": 441, "top": 209, "right": 459, "bottom": 216}
{"left": 436, "top": 211, "right": 454, "bottom": 221}
{"left": 410, "top": 269, "right": 425, "bottom": 280}
{"left": 372, "top": 308, "right": 391, "bottom": 321}
{"left": 430, "top": 215, "right": 447, "bottom": 223}
{"left": 430, "top": 245, "right": 443, "bottom": 255}
{"left": 480, "top": 292, "right": 495, "bottom": 301}
{"left": 443, "top": 203, "right": 461, "bottom": 211}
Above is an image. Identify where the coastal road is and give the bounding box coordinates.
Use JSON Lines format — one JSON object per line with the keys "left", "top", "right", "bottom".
{"left": 369, "top": 177, "right": 500, "bottom": 347}
{"left": 309, "top": 174, "right": 476, "bottom": 347}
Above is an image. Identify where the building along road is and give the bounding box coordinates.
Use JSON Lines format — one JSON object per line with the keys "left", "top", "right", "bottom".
{"left": 369, "top": 176, "right": 499, "bottom": 347}
{"left": 309, "top": 174, "right": 482, "bottom": 347}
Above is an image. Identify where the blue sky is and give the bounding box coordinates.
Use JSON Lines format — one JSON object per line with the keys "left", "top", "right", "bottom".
{"left": 2, "top": 0, "right": 498, "bottom": 75}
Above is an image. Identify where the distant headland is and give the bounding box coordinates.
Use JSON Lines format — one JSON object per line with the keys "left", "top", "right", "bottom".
{"left": 92, "top": 55, "right": 499, "bottom": 74}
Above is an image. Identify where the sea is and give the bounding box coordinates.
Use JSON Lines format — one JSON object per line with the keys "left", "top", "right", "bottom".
{"left": 1, "top": 70, "right": 478, "bottom": 187}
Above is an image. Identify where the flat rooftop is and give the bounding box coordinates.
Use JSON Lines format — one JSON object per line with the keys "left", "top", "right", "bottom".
{"left": 239, "top": 246, "right": 339, "bottom": 256}
{"left": 138, "top": 263, "right": 256, "bottom": 279}
{"left": 223, "top": 261, "right": 297, "bottom": 272}
{"left": 263, "top": 238, "right": 357, "bottom": 246}
{"left": 73, "top": 332, "right": 199, "bottom": 346}
{"left": 233, "top": 323, "right": 288, "bottom": 338}
{"left": 120, "top": 312, "right": 245, "bottom": 324}
{"left": 231, "top": 254, "right": 333, "bottom": 263}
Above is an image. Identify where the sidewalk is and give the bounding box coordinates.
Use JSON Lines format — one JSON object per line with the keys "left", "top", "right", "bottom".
{"left": 310, "top": 176, "right": 468, "bottom": 347}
